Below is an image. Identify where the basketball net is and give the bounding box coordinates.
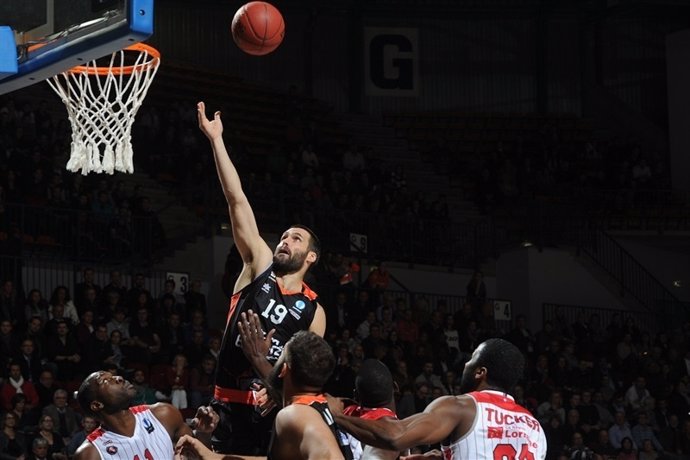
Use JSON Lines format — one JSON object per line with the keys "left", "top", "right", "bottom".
{"left": 48, "top": 43, "right": 160, "bottom": 175}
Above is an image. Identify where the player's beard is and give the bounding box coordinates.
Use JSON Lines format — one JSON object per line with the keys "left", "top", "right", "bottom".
{"left": 273, "top": 248, "right": 308, "bottom": 274}
{"left": 458, "top": 365, "right": 479, "bottom": 394}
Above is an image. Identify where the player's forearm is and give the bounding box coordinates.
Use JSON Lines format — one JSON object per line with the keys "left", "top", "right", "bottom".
{"left": 334, "top": 415, "right": 404, "bottom": 451}
{"left": 210, "top": 137, "right": 246, "bottom": 206}
{"left": 248, "top": 355, "right": 274, "bottom": 380}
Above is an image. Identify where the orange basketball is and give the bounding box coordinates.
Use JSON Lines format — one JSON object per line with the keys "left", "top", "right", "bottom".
{"left": 231, "top": 2, "right": 285, "bottom": 56}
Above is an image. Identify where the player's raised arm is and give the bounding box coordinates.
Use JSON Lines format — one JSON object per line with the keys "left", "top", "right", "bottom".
{"left": 197, "top": 101, "right": 272, "bottom": 284}
{"left": 333, "top": 395, "right": 470, "bottom": 452}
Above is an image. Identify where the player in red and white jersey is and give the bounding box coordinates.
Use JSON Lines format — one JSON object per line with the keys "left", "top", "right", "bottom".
{"left": 86, "top": 405, "right": 173, "bottom": 459}
{"left": 73, "top": 371, "right": 219, "bottom": 460}
{"left": 331, "top": 338, "right": 547, "bottom": 460}
{"left": 342, "top": 359, "right": 399, "bottom": 460}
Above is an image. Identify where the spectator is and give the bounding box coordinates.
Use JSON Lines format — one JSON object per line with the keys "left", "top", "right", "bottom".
{"left": 27, "top": 437, "right": 52, "bottom": 460}
{"left": 24, "top": 289, "right": 48, "bottom": 324}
{"left": 75, "top": 309, "right": 95, "bottom": 347}
{"left": 466, "top": 270, "right": 487, "bottom": 309}
{"left": 66, "top": 415, "right": 98, "bottom": 457}
{"left": 638, "top": 438, "right": 659, "bottom": 460}
{"left": 13, "top": 338, "right": 42, "bottom": 383}
{"left": 0, "top": 410, "right": 26, "bottom": 459}
{"left": 34, "top": 370, "right": 59, "bottom": 409}
{"left": 128, "top": 306, "right": 161, "bottom": 364}
{"left": 184, "top": 279, "right": 207, "bottom": 318}
{"left": 167, "top": 353, "right": 189, "bottom": 410}
{"left": 538, "top": 390, "right": 566, "bottom": 426}
{"left": 0, "top": 280, "right": 23, "bottom": 327}
{"left": 41, "top": 389, "right": 80, "bottom": 444}
{"left": 625, "top": 376, "right": 651, "bottom": 413}
{"left": 413, "top": 361, "right": 445, "bottom": 395}
{"left": 589, "top": 429, "right": 617, "bottom": 458}
{"left": 131, "top": 369, "right": 158, "bottom": 405}
{"left": 101, "top": 270, "right": 127, "bottom": 302}
{"left": 33, "top": 415, "right": 67, "bottom": 460}
{"left": 45, "top": 321, "right": 81, "bottom": 382}
{"left": 1, "top": 362, "right": 39, "bottom": 411}
{"left": 48, "top": 286, "right": 79, "bottom": 327}
{"left": 85, "top": 324, "right": 115, "bottom": 372}
{"left": 189, "top": 355, "right": 216, "bottom": 408}
{"left": 73, "top": 267, "right": 101, "bottom": 312}
{"left": 609, "top": 411, "right": 636, "bottom": 451}
{"left": 616, "top": 436, "right": 637, "bottom": 460}
{"left": 631, "top": 412, "right": 663, "bottom": 454}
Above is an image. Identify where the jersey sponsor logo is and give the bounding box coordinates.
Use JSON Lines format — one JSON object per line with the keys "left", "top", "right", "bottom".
{"left": 487, "top": 426, "right": 503, "bottom": 438}
{"left": 485, "top": 407, "right": 541, "bottom": 432}
{"left": 143, "top": 418, "right": 155, "bottom": 434}
{"left": 261, "top": 283, "right": 271, "bottom": 294}
{"left": 106, "top": 446, "right": 118, "bottom": 455}
{"left": 104, "top": 440, "right": 113, "bottom": 445}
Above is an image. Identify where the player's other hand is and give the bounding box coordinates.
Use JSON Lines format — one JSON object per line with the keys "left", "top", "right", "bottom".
{"left": 190, "top": 406, "right": 219, "bottom": 434}
{"left": 251, "top": 381, "right": 278, "bottom": 416}
{"left": 237, "top": 310, "right": 275, "bottom": 361}
{"left": 175, "top": 435, "right": 218, "bottom": 460}
{"left": 197, "top": 102, "right": 223, "bottom": 141}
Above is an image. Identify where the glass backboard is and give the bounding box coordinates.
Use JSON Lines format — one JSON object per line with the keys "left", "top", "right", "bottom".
{"left": 0, "top": 0, "right": 153, "bottom": 95}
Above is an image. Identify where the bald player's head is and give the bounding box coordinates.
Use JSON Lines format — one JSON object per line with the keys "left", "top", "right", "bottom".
{"left": 355, "top": 359, "right": 394, "bottom": 408}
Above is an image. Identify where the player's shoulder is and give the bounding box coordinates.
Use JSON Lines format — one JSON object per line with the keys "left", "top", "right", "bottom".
{"left": 74, "top": 440, "right": 100, "bottom": 460}
{"left": 277, "top": 403, "right": 324, "bottom": 430}
{"left": 424, "top": 394, "right": 474, "bottom": 415}
{"left": 149, "top": 402, "right": 184, "bottom": 423}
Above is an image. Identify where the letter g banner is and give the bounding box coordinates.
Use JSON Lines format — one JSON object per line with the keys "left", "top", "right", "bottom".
{"left": 364, "top": 27, "right": 419, "bottom": 96}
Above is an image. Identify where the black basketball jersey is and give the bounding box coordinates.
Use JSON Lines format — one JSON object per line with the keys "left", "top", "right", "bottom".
{"left": 276, "top": 395, "right": 354, "bottom": 460}
{"left": 215, "top": 265, "right": 319, "bottom": 393}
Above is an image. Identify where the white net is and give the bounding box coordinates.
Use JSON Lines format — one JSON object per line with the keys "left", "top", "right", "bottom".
{"left": 47, "top": 43, "right": 160, "bottom": 175}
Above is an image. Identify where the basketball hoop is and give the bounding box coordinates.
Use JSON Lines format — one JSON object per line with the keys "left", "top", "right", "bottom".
{"left": 48, "top": 43, "right": 160, "bottom": 175}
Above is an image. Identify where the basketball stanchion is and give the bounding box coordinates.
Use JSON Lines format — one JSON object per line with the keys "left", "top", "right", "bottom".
{"left": 48, "top": 42, "right": 160, "bottom": 175}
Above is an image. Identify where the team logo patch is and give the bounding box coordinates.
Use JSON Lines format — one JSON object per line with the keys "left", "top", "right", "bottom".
{"left": 290, "top": 300, "right": 306, "bottom": 319}
{"left": 487, "top": 426, "right": 503, "bottom": 439}
{"left": 143, "top": 418, "right": 155, "bottom": 434}
{"left": 107, "top": 446, "right": 118, "bottom": 455}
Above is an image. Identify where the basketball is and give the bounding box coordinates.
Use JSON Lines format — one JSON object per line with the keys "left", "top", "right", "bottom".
{"left": 231, "top": 2, "right": 285, "bottom": 56}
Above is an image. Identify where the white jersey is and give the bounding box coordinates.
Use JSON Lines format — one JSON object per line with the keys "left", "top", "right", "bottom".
{"left": 441, "top": 390, "right": 547, "bottom": 460}
{"left": 87, "top": 405, "right": 173, "bottom": 460}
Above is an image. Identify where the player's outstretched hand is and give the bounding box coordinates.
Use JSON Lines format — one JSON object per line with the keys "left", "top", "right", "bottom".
{"left": 237, "top": 310, "right": 275, "bottom": 362}
{"left": 175, "top": 435, "right": 218, "bottom": 460}
{"left": 197, "top": 102, "right": 223, "bottom": 141}
{"left": 190, "top": 405, "right": 219, "bottom": 434}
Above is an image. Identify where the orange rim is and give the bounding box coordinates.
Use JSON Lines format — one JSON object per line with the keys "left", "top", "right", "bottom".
{"left": 68, "top": 42, "right": 160, "bottom": 76}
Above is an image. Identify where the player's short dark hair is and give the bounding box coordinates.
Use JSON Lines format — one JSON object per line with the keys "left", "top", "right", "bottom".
{"left": 475, "top": 338, "right": 525, "bottom": 392}
{"left": 356, "top": 359, "right": 394, "bottom": 408}
{"left": 286, "top": 331, "right": 334, "bottom": 388}
{"left": 290, "top": 224, "right": 321, "bottom": 264}
{"left": 77, "top": 373, "right": 99, "bottom": 417}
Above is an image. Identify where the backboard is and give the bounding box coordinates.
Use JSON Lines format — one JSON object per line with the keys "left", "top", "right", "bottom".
{"left": 0, "top": 0, "right": 154, "bottom": 95}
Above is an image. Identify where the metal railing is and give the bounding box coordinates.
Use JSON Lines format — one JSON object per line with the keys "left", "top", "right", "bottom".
{"left": 0, "top": 255, "right": 176, "bottom": 301}
{"left": 576, "top": 229, "right": 686, "bottom": 323}
{"left": 1, "top": 203, "right": 154, "bottom": 263}
{"left": 542, "top": 302, "right": 660, "bottom": 335}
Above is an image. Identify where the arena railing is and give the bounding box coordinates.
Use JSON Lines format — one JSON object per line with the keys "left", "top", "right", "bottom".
{"left": 0, "top": 255, "right": 175, "bottom": 302}
{"left": 0, "top": 202, "right": 154, "bottom": 263}
{"left": 542, "top": 302, "right": 661, "bottom": 336}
